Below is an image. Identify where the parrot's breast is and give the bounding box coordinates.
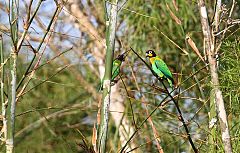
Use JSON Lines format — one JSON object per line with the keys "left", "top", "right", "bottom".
{"left": 149, "top": 57, "right": 155, "bottom": 64}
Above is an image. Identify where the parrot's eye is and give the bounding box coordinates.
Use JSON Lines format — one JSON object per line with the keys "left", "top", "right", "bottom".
{"left": 149, "top": 51, "right": 152, "bottom": 54}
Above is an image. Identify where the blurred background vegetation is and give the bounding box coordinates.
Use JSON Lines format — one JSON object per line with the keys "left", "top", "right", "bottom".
{"left": 0, "top": 0, "right": 239, "bottom": 152}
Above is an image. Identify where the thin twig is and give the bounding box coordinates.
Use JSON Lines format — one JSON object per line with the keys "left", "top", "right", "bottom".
{"left": 126, "top": 58, "right": 164, "bottom": 153}
{"left": 17, "top": 64, "right": 70, "bottom": 100}
{"left": 119, "top": 74, "right": 137, "bottom": 129}
{"left": 130, "top": 47, "right": 198, "bottom": 153}
{"left": 119, "top": 86, "right": 175, "bottom": 153}
{"left": 16, "top": 4, "right": 61, "bottom": 91}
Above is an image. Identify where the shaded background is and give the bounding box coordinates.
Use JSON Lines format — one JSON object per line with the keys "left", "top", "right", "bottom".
{"left": 0, "top": 0, "right": 239, "bottom": 152}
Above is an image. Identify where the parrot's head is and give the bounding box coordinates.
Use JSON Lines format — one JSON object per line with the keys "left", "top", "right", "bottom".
{"left": 117, "top": 50, "right": 130, "bottom": 61}
{"left": 146, "top": 50, "right": 156, "bottom": 58}
{"left": 116, "top": 54, "right": 125, "bottom": 61}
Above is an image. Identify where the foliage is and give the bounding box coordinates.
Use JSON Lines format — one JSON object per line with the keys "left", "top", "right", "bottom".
{"left": 219, "top": 39, "right": 240, "bottom": 152}
{"left": 0, "top": 0, "right": 239, "bottom": 152}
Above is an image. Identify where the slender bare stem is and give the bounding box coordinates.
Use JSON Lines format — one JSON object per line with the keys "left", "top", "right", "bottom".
{"left": 197, "top": 1, "right": 232, "bottom": 152}
{"left": 0, "top": 33, "right": 6, "bottom": 141}
{"left": 97, "top": 1, "right": 118, "bottom": 152}
{"left": 16, "top": 0, "right": 43, "bottom": 52}
{"left": 16, "top": 3, "right": 60, "bottom": 91}
{"left": 6, "top": 1, "right": 19, "bottom": 152}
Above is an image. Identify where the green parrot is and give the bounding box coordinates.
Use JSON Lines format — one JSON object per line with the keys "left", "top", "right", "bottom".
{"left": 111, "top": 54, "right": 125, "bottom": 80}
{"left": 146, "top": 50, "right": 174, "bottom": 88}
{"left": 99, "top": 50, "right": 129, "bottom": 91}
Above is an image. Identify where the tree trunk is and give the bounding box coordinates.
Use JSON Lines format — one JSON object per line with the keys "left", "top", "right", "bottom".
{"left": 6, "top": 1, "right": 18, "bottom": 152}
{"left": 97, "top": 1, "right": 118, "bottom": 152}
{"left": 64, "top": 1, "right": 137, "bottom": 152}
{"left": 197, "top": 1, "right": 232, "bottom": 152}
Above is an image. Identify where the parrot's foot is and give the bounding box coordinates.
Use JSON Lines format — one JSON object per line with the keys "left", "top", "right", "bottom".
{"left": 156, "top": 76, "right": 164, "bottom": 81}
{"left": 110, "top": 81, "right": 115, "bottom": 86}
{"left": 111, "top": 79, "right": 119, "bottom": 86}
{"left": 151, "top": 80, "right": 156, "bottom": 86}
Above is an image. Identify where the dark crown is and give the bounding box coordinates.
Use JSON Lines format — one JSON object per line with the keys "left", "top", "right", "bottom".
{"left": 146, "top": 50, "right": 156, "bottom": 57}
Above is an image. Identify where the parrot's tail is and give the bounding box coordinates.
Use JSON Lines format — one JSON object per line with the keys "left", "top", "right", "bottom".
{"left": 97, "top": 81, "right": 103, "bottom": 92}
{"left": 167, "top": 78, "right": 174, "bottom": 89}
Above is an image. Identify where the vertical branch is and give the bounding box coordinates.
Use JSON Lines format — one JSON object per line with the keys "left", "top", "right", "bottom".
{"left": 16, "top": 0, "right": 43, "bottom": 51}
{"left": 9, "top": 0, "right": 18, "bottom": 48}
{"left": 197, "top": 1, "right": 232, "bottom": 153}
{"left": 215, "top": 0, "right": 235, "bottom": 53}
{"left": 97, "top": 0, "right": 118, "bottom": 152}
{"left": 0, "top": 34, "right": 6, "bottom": 140}
{"left": 6, "top": 0, "right": 18, "bottom": 153}
{"left": 213, "top": 0, "right": 222, "bottom": 34}
{"left": 6, "top": 53, "right": 17, "bottom": 153}
{"left": 209, "top": 90, "right": 217, "bottom": 152}
{"left": 209, "top": 1, "right": 222, "bottom": 151}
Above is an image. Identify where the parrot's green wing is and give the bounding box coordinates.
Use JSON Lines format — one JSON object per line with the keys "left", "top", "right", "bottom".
{"left": 111, "top": 59, "right": 122, "bottom": 80}
{"left": 98, "top": 54, "right": 124, "bottom": 91}
{"left": 153, "top": 57, "right": 174, "bottom": 87}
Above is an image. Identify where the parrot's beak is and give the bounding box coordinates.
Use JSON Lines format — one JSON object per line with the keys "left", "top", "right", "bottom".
{"left": 146, "top": 53, "right": 152, "bottom": 57}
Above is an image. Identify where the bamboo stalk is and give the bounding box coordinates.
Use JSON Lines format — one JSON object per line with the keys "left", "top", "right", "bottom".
{"left": 97, "top": 1, "right": 118, "bottom": 152}
{"left": 209, "top": 90, "right": 217, "bottom": 152}
{"left": 6, "top": 52, "right": 17, "bottom": 153}
{"left": 0, "top": 33, "right": 6, "bottom": 140}
{"left": 6, "top": 1, "right": 19, "bottom": 152}
{"left": 197, "top": 1, "right": 232, "bottom": 152}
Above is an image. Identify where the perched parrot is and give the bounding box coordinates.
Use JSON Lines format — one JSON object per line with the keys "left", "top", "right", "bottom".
{"left": 146, "top": 50, "right": 174, "bottom": 88}
{"left": 99, "top": 50, "right": 130, "bottom": 91}
{"left": 111, "top": 54, "right": 125, "bottom": 81}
